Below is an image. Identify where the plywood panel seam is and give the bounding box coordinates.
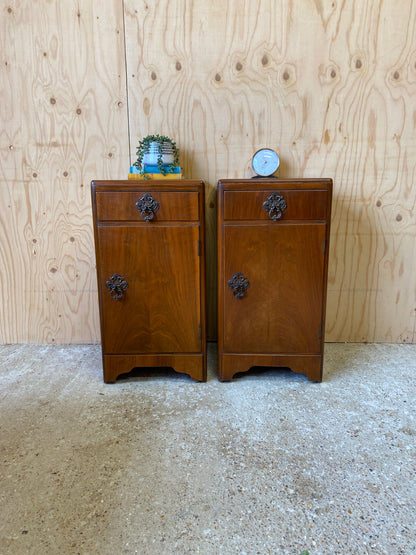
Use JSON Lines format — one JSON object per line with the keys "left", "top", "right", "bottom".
{"left": 412, "top": 307, "right": 416, "bottom": 344}
{"left": 121, "top": 0, "right": 132, "bottom": 164}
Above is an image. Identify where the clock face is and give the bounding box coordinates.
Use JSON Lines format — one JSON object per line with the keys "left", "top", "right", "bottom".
{"left": 252, "top": 148, "right": 280, "bottom": 176}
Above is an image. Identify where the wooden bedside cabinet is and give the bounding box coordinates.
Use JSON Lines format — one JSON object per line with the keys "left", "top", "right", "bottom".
{"left": 91, "top": 180, "right": 206, "bottom": 383}
{"left": 217, "top": 178, "right": 332, "bottom": 382}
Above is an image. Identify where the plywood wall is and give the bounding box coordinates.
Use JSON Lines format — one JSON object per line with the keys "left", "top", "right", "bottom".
{"left": 1, "top": 0, "right": 415, "bottom": 344}
{"left": 0, "top": 0, "right": 129, "bottom": 343}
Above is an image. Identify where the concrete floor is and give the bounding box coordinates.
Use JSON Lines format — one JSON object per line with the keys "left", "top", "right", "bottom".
{"left": 1, "top": 343, "right": 415, "bottom": 555}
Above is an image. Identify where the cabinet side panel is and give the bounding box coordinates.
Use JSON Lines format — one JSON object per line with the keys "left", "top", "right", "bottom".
{"left": 217, "top": 184, "right": 225, "bottom": 371}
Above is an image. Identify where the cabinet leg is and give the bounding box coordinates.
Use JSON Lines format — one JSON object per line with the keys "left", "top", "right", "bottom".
{"left": 103, "top": 362, "right": 120, "bottom": 384}
{"left": 218, "top": 374, "right": 233, "bottom": 382}
{"left": 304, "top": 363, "right": 323, "bottom": 382}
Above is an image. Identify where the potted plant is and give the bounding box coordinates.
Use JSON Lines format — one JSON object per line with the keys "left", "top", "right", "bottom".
{"left": 134, "top": 134, "right": 180, "bottom": 178}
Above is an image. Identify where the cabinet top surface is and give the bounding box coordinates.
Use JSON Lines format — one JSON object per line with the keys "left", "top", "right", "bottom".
{"left": 91, "top": 179, "right": 204, "bottom": 192}
{"left": 218, "top": 178, "right": 332, "bottom": 191}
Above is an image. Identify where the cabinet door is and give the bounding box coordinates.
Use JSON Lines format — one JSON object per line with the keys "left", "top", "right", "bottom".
{"left": 223, "top": 223, "right": 326, "bottom": 354}
{"left": 97, "top": 225, "right": 201, "bottom": 354}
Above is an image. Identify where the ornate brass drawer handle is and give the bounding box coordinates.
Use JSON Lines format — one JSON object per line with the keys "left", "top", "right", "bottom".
{"left": 228, "top": 272, "right": 250, "bottom": 299}
{"left": 263, "top": 193, "right": 287, "bottom": 220}
{"left": 136, "top": 193, "right": 159, "bottom": 221}
{"left": 106, "top": 273, "right": 128, "bottom": 300}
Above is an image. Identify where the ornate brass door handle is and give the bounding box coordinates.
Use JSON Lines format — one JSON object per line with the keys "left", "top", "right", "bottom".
{"left": 263, "top": 193, "right": 287, "bottom": 220}
{"left": 136, "top": 193, "right": 159, "bottom": 221}
{"left": 228, "top": 272, "right": 250, "bottom": 299}
{"left": 106, "top": 273, "right": 128, "bottom": 300}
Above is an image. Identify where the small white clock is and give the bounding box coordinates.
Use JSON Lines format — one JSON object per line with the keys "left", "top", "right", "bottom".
{"left": 252, "top": 148, "right": 280, "bottom": 177}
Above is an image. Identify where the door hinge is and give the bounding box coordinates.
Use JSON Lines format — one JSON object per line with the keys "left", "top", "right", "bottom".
{"left": 323, "top": 237, "right": 326, "bottom": 255}
{"left": 319, "top": 323, "right": 322, "bottom": 340}
{"left": 198, "top": 324, "right": 202, "bottom": 340}
{"left": 197, "top": 239, "right": 201, "bottom": 256}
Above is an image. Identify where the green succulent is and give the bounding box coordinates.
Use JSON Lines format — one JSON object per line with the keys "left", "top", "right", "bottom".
{"left": 134, "top": 134, "right": 180, "bottom": 179}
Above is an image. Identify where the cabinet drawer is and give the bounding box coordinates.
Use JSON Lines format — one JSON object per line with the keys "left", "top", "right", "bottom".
{"left": 223, "top": 189, "right": 328, "bottom": 221}
{"left": 96, "top": 191, "right": 200, "bottom": 222}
